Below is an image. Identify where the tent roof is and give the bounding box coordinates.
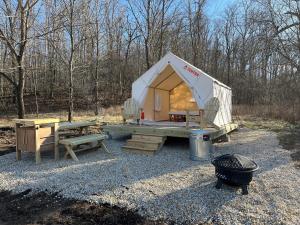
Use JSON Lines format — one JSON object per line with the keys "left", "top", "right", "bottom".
{"left": 149, "top": 65, "right": 183, "bottom": 91}
{"left": 133, "top": 52, "right": 231, "bottom": 90}
{"left": 171, "top": 53, "right": 231, "bottom": 89}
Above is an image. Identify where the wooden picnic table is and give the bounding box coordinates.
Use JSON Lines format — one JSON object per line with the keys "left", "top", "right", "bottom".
{"left": 14, "top": 119, "right": 100, "bottom": 163}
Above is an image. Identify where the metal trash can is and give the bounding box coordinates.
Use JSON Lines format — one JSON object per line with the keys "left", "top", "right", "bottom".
{"left": 189, "top": 130, "right": 212, "bottom": 161}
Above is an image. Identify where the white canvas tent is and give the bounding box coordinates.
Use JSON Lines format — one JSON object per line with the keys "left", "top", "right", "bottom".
{"left": 132, "top": 52, "right": 232, "bottom": 127}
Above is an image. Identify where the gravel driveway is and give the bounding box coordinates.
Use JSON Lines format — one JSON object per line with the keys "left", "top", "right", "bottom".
{"left": 0, "top": 128, "right": 299, "bottom": 224}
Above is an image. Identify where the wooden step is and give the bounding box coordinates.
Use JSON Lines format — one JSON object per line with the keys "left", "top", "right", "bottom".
{"left": 131, "top": 134, "right": 164, "bottom": 142}
{"left": 122, "top": 145, "right": 157, "bottom": 151}
{"left": 126, "top": 139, "right": 161, "bottom": 149}
{"left": 123, "top": 134, "right": 166, "bottom": 155}
{"left": 122, "top": 146, "right": 157, "bottom": 155}
{"left": 134, "top": 133, "right": 165, "bottom": 137}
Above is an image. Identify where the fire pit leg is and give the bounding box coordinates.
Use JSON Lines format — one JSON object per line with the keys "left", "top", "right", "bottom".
{"left": 242, "top": 185, "right": 248, "bottom": 195}
{"left": 215, "top": 179, "right": 222, "bottom": 189}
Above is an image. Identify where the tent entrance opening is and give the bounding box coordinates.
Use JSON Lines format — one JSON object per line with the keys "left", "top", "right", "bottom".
{"left": 142, "top": 65, "right": 200, "bottom": 122}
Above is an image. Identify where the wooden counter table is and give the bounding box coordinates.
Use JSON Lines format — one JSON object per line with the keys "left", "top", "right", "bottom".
{"left": 14, "top": 119, "right": 60, "bottom": 164}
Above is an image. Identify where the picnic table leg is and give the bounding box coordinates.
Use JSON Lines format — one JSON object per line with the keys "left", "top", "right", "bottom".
{"left": 65, "top": 145, "right": 79, "bottom": 161}
{"left": 35, "top": 125, "right": 42, "bottom": 164}
{"left": 100, "top": 141, "right": 110, "bottom": 153}
{"left": 16, "top": 147, "right": 21, "bottom": 161}
{"left": 84, "top": 127, "right": 88, "bottom": 134}
{"left": 64, "top": 150, "right": 69, "bottom": 159}
{"left": 15, "top": 123, "right": 21, "bottom": 161}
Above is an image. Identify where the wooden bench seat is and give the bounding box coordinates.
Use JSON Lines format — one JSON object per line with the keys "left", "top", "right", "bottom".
{"left": 59, "top": 134, "right": 109, "bottom": 161}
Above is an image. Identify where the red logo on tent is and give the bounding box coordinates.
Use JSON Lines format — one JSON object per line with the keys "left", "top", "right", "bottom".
{"left": 184, "top": 65, "right": 200, "bottom": 77}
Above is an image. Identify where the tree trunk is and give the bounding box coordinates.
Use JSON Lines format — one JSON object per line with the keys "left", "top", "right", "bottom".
{"left": 145, "top": 38, "right": 150, "bottom": 69}
{"left": 49, "top": 68, "right": 55, "bottom": 99}
{"left": 34, "top": 72, "right": 39, "bottom": 117}
{"left": 17, "top": 61, "right": 25, "bottom": 119}
{"left": 68, "top": 60, "right": 74, "bottom": 122}
{"left": 145, "top": 0, "right": 151, "bottom": 69}
{"left": 94, "top": 22, "right": 100, "bottom": 115}
{"left": 94, "top": 57, "right": 99, "bottom": 115}
{"left": 226, "top": 54, "right": 231, "bottom": 85}
{"left": 158, "top": 0, "right": 165, "bottom": 60}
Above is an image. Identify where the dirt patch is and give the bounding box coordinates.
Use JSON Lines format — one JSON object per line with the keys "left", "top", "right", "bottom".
{"left": 277, "top": 127, "right": 300, "bottom": 151}
{"left": 0, "top": 190, "right": 169, "bottom": 225}
{"left": 0, "top": 127, "right": 15, "bottom": 156}
{"left": 277, "top": 127, "right": 300, "bottom": 168}
{"left": 240, "top": 116, "right": 300, "bottom": 168}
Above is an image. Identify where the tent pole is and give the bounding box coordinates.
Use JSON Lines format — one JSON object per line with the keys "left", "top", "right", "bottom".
{"left": 153, "top": 88, "right": 155, "bottom": 121}
{"left": 169, "top": 90, "right": 171, "bottom": 121}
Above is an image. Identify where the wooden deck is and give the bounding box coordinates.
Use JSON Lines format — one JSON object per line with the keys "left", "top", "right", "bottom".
{"left": 103, "top": 122, "right": 238, "bottom": 140}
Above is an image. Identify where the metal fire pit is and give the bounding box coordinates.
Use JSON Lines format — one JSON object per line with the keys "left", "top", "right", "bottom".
{"left": 211, "top": 154, "right": 258, "bottom": 195}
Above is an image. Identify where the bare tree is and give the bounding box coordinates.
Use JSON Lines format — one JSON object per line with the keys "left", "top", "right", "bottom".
{"left": 59, "top": 0, "right": 90, "bottom": 121}
{"left": 0, "top": 0, "right": 39, "bottom": 118}
{"left": 186, "top": 0, "right": 207, "bottom": 68}
{"left": 222, "top": 6, "right": 237, "bottom": 85}
{"left": 127, "top": 0, "right": 177, "bottom": 69}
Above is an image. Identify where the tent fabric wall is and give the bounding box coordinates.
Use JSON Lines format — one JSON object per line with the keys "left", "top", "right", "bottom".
{"left": 213, "top": 82, "right": 232, "bottom": 126}
{"left": 132, "top": 52, "right": 232, "bottom": 127}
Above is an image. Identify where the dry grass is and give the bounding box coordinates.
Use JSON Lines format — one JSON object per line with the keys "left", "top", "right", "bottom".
{"left": 236, "top": 115, "right": 292, "bottom": 132}
{"left": 0, "top": 106, "right": 123, "bottom": 127}
{"left": 233, "top": 104, "right": 300, "bottom": 123}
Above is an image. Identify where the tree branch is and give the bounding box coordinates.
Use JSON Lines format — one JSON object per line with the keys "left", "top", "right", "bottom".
{"left": 0, "top": 71, "right": 17, "bottom": 88}
{"left": 0, "top": 29, "right": 18, "bottom": 58}
{"left": 276, "top": 22, "right": 300, "bottom": 34}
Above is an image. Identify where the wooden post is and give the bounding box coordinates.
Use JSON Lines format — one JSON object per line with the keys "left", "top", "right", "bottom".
{"left": 186, "top": 110, "right": 190, "bottom": 128}
{"left": 35, "top": 125, "right": 41, "bottom": 164}
{"left": 138, "top": 108, "right": 143, "bottom": 125}
{"left": 54, "top": 122, "right": 59, "bottom": 160}
{"left": 121, "top": 107, "right": 126, "bottom": 124}
{"left": 15, "top": 123, "right": 21, "bottom": 161}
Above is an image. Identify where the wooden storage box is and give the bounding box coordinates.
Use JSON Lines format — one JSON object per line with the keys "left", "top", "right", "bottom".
{"left": 14, "top": 119, "right": 59, "bottom": 163}
{"left": 16, "top": 126, "right": 55, "bottom": 152}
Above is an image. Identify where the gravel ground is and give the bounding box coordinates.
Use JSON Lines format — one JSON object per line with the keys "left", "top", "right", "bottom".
{"left": 0, "top": 128, "right": 299, "bottom": 224}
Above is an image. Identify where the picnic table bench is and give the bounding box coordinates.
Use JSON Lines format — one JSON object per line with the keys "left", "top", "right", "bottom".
{"left": 59, "top": 134, "right": 109, "bottom": 161}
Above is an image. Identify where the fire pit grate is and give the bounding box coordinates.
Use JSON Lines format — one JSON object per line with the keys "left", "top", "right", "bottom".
{"left": 212, "top": 154, "right": 258, "bottom": 171}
